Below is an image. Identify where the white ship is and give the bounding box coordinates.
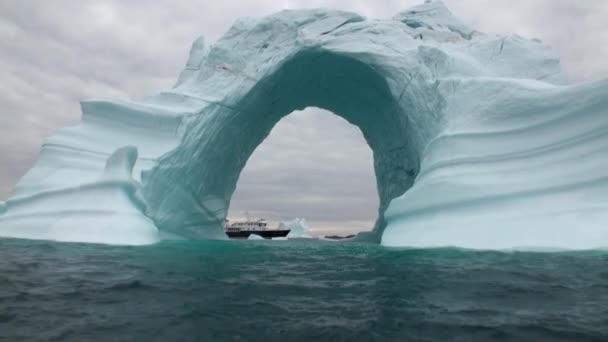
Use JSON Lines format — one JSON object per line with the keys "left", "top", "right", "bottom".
{"left": 224, "top": 215, "right": 290, "bottom": 239}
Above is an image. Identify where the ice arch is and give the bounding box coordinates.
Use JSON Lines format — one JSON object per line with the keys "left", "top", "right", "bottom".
{"left": 1, "top": 1, "right": 607, "bottom": 248}
{"left": 143, "top": 49, "right": 422, "bottom": 241}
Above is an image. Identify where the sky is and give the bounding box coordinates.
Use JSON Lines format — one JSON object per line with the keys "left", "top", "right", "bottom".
{"left": 1, "top": 0, "right": 607, "bottom": 234}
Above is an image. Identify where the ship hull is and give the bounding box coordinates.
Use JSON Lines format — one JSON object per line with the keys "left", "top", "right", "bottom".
{"left": 226, "top": 229, "right": 291, "bottom": 239}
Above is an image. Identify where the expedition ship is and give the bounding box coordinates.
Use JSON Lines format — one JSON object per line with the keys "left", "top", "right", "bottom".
{"left": 224, "top": 217, "right": 290, "bottom": 239}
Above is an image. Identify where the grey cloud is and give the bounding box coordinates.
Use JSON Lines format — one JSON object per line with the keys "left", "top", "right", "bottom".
{"left": 1, "top": 0, "right": 607, "bottom": 232}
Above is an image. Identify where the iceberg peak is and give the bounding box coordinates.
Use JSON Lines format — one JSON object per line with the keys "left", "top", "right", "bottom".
{"left": 394, "top": 0, "right": 475, "bottom": 40}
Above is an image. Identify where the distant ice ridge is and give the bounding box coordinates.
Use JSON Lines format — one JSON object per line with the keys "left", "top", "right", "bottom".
{"left": 0, "top": 1, "right": 607, "bottom": 249}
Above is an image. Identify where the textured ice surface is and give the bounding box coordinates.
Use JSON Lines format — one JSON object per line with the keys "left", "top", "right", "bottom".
{"left": 0, "top": 146, "right": 159, "bottom": 245}
{"left": 281, "top": 218, "right": 313, "bottom": 239}
{"left": 0, "top": 1, "right": 607, "bottom": 248}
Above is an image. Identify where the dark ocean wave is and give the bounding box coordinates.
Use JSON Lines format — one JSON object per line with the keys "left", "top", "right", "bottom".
{"left": 1, "top": 238, "right": 607, "bottom": 341}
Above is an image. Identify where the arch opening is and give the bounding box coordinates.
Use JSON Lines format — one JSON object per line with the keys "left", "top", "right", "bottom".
{"left": 144, "top": 50, "right": 420, "bottom": 242}
{"left": 228, "top": 107, "right": 379, "bottom": 237}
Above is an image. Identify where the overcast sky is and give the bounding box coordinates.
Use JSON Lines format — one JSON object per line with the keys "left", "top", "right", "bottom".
{"left": 1, "top": 1, "right": 607, "bottom": 234}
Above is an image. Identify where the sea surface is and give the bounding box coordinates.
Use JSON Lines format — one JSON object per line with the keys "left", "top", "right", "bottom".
{"left": 1, "top": 238, "right": 607, "bottom": 342}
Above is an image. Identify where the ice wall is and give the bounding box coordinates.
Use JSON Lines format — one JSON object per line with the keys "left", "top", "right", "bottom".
{"left": 0, "top": 1, "right": 607, "bottom": 249}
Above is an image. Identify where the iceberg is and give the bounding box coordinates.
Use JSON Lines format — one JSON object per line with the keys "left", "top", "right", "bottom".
{"left": 0, "top": 1, "right": 607, "bottom": 249}
{"left": 282, "top": 218, "right": 313, "bottom": 239}
{"left": 247, "top": 233, "right": 265, "bottom": 240}
{"left": 0, "top": 146, "right": 159, "bottom": 245}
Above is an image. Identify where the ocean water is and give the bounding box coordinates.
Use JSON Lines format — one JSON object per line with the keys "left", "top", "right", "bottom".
{"left": 1, "top": 238, "right": 607, "bottom": 342}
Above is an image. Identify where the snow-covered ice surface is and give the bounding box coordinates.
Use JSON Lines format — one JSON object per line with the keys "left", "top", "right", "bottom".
{"left": 0, "top": 1, "right": 607, "bottom": 249}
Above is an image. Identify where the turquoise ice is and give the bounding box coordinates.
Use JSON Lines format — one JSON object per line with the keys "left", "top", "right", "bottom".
{"left": 0, "top": 1, "right": 607, "bottom": 249}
